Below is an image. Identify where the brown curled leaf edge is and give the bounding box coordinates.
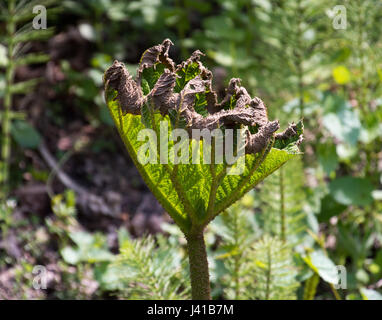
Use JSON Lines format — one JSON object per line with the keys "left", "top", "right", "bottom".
{"left": 103, "top": 39, "right": 303, "bottom": 156}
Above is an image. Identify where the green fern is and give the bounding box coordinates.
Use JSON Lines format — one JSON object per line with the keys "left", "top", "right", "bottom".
{"left": 0, "top": 0, "right": 57, "bottom": 199}
{"left": 191, "top": 0, "right": 332, "bottom": 118}
{"left": 258, "top": 157, "right": 307, "bottom": 244}
{"left": 328, "top": 0, "right": 382, "bottom": 181}
{"left": 332, "top": 0, "right": 382, "bottom": 106}
{"left": 255, "top": 0, "right": 333, "bottom": 117}
{"left": 247, "top": 235, "right": 299, "bottom": 300}
{"left": 111, "top": 235, "right": 190, "bottom": 300}
{"left": 212, "top": 198, "right": 301, "bottom": 300}
{"left": 212, "top": 156, "right": 307, "bottom": 299}
{"left": 211, "top": 201, "right": 260, "bottom": 299}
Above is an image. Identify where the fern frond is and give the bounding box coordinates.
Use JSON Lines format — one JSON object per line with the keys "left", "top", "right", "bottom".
{"left": 258, "top": 157, "right": 307, "bottom": 245}
{"left": 111, "top": 235, "right": 190, "bottom": 300}
{"left": 247, "top": 235, "right": 299, "bottom": 300}
{"left": 13, "top": 25, "right": 54, "bottom": 45}
{"left": 9, "top": 78, "right": 40, "bottom": 94}
{"left": 254, "top": 0, "right": 333, "bottom": 116}
{"left": 211, "top": 201, "right": 260, "bottom": 299}
{"left": 0, "top": 0, "right": 59, "bottom": 199}
{"left": 14, "top": 52, "right": 49, "bottom": 66}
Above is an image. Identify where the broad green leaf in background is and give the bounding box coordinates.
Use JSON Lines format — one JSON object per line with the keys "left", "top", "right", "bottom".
{"left": 360, "top": 288, "right": 382, "bottom": 300}
{"left": 303, "top": 250, "right": 339, "bottom": 284}
{"left": 322, "top": 95, "right": 361, "bottom": 147}
{"left": 10, "top": 120, "right": 41, "bottom": 149}
{"left": 337, "top": 225, "right": 373, "bottom": 265}
{"left": 61, "top": 246, "right": 81, "bottom": 265}
{"left": 317, "top": 143, "right": 339, "bottom": 175}
{"left": 329, "top": 177, "right": 374, "bottom": 206}
{"left": 372, "top": 190, "right": 382, "bottom": 201}
{"left": 61, "top": 231, "right": 114, "bottom": 265}
{"left": 318, "top": 194, "right": 346, "bottom": 222}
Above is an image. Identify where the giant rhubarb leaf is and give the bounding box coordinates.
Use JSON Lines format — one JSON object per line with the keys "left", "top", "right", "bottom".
{"left": 104, "top": 39, "right": 303, "bottom": 235}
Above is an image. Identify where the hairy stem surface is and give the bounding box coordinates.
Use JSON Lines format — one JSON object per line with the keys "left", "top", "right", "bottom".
{"left": 280, "top": 166, "right": 286, "bottom": 241}
{"left": 186, "top": 229, "right": 211, "bottom": 300}
{"left": 1, "top": 0, "right": 15, "bottom": 199}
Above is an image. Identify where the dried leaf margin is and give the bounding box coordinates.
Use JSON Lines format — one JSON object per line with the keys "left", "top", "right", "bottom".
{"left": 104, "top": 39, "right": 303, "bottom": 156}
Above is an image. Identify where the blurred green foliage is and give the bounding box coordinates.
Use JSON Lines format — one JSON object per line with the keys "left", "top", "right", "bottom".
{"left": 0, "top": 0, "right": 382, "bottom": 299}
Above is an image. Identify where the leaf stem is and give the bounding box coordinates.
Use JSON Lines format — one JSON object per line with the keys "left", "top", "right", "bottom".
{"left": 1, "top": 0, "right": 15, "bottom": 199}
{"left": 330, "top": 283, "right": 342, "bottom": 300}
{"left": 280, "top": 166, "right": 286, "bottom": 241}
{"left": 296, "top": 0, "right": 304, "bottom": 120}
{"left": 186, "top": 229, "right": 211, "bottom": 300}
{"left": 265, "top": 242, "right": 272, "bottom": 300}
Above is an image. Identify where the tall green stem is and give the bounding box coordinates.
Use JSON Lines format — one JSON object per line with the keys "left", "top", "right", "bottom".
{"left": 296, "top": 0, "right": 304, "bottom": 120}
{"left": 186, "top": 229, "right": 211, "bottom": 300}
{"left": 279, "top": 166, "right": 286, "bottom": 242}
{"left": 233, "top": 210, "right": 240, "bottom": 299}
{"left": 1, "top": 0, "right": 15, "bottom": 199}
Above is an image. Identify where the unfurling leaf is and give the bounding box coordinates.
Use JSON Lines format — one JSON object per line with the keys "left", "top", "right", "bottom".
{"left": 103, "top": 39, "right": 303, "bottom": 234}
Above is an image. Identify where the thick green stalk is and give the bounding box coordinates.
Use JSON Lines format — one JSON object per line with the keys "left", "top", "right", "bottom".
{"left": 265, "top": 244, "right": 272, "bottom": 300}
{"left": 1, "top": 0, "right": 15, "bottom": 199}
{"left": 232, "top": 210, "right": 240, "bottom": 300}
{"left": 296, "top": 0, "right": 304, "bottom": 120}
{"left": 279, "top": 166, "right": 286, "bottom": 242}
{"left": 303, "top": 273, "right": 319, "bottom": 300}
{"left": 186, "top": 229, "right": 211, "bottom": 300}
